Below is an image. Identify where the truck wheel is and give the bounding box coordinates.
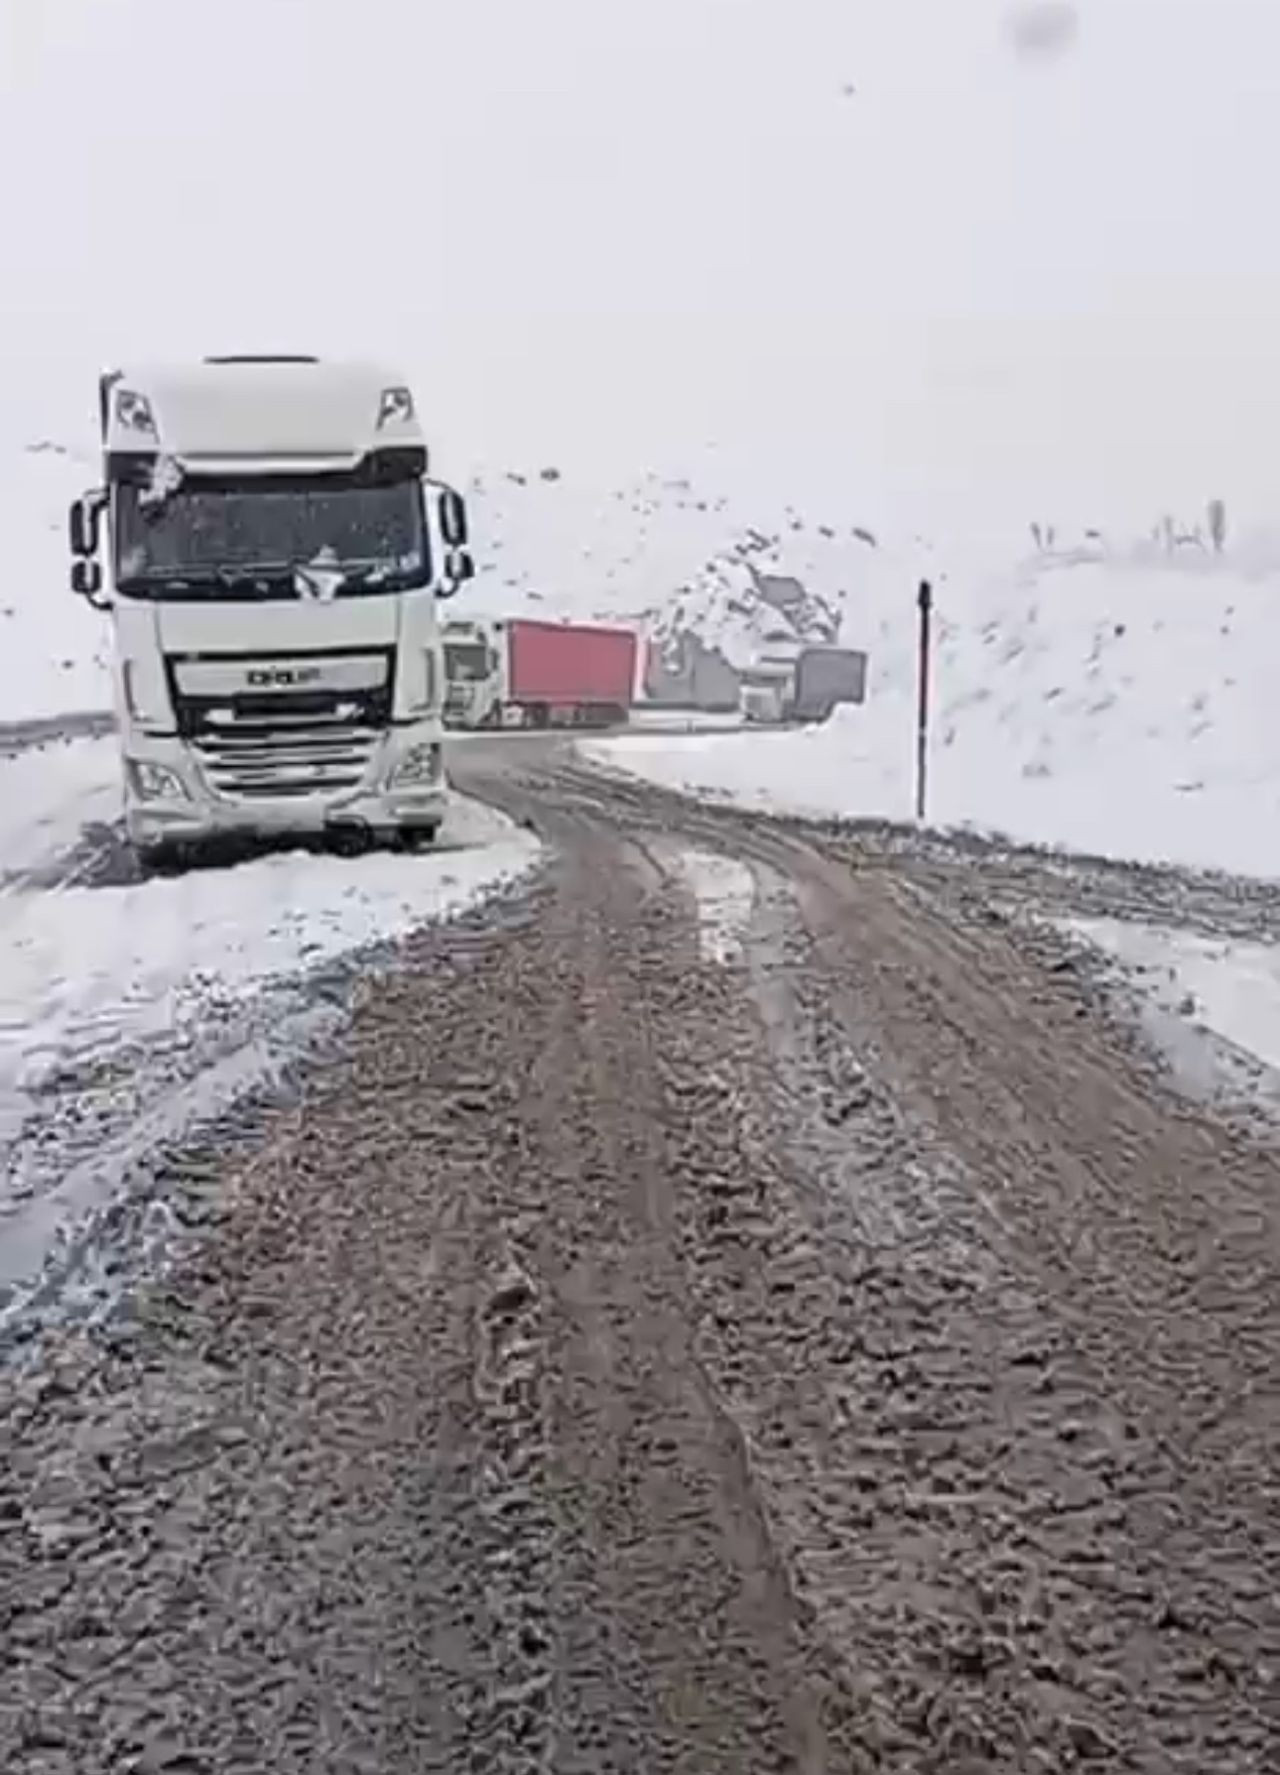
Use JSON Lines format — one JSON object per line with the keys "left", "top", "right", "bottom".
{"left": 329, "top": 828, "right": 368, "bottom": 858}
{"left": 395, "top": 824, "right": 440, "bottom": 853}
{"left": 136, "top": 841, "right": 184, "bottom": 877}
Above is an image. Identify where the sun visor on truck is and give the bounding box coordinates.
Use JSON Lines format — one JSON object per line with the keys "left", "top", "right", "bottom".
{"left": 106, "top": 446, "right": 429, "bottom": 486}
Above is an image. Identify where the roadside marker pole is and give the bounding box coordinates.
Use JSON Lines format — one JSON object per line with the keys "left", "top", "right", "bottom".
{"left": 915, "top": 580, "right": 933, "bottom": 822}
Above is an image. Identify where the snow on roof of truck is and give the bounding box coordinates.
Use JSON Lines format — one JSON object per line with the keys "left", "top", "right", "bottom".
{"left": 103, "top": 357, "right": 426, "bottom": 472}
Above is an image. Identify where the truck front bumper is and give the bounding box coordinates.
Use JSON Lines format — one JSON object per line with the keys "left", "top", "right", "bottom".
{"left": 122, "top": 728, "right": 448, "bottom": 849}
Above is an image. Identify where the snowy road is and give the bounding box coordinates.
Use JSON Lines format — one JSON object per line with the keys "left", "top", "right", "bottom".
{"left": 0, "top": 734, "right": 541, "bottom": 1337}
{"left": 3, "top": 739, "right": 1279, "bottom": 1772}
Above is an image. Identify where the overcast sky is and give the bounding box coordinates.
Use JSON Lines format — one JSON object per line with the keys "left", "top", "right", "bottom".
{"left": 2, "top": 0, "right": 1278, "bottom": 536}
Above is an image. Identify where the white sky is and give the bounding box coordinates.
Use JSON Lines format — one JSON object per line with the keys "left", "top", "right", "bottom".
{"left": 2, "top": 0, "right": 1279, "bottom": 536}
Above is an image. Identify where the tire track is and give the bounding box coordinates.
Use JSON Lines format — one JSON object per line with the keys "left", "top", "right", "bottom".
{"left": 3, "top": 743, "right": 1279, "bottom": 1772}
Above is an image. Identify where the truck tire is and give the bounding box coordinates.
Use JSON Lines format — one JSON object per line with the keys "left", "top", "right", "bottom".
{"left": 328, "top": 825, "right": 374, "bottom": 858}
{"left": 135, "top": 841, "right": 185, "bottom": 878}
{"left": 395, "top": 824, "right": 440, "bottom": 853}
{"left": 573, "top": 703, "right": 618, "bottom": 729}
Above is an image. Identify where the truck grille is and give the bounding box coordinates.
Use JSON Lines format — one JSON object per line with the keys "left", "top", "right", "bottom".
{"left": 194, "top": 715, "right": 380, "bottom": 798}
{"left": 169, "top": 654, "right": 392, "bottom": 801}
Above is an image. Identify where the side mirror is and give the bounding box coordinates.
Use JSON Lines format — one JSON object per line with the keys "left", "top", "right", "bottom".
{"left": 71, "top": 558, "right": 109, "bottom": 609}
{"left": 69, "top": 491, "right": 105, "bottom": 559}
{"left": 436, "top": 548, "right": 475, "bottom": 600}
{"left": 440, "top": 488, "right": 469, "bottom": 548}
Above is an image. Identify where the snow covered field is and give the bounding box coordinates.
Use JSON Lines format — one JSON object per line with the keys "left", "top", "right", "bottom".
{"left": 0, "top": 745, "right": 538, "bottom": 1104}
{"left": 589, "top": 551, "right": 1280, "bottom": 880}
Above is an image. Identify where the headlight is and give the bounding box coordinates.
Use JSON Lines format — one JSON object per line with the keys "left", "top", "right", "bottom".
{"left": 128, "top": 761, "right": 187, "bottom": 801}
{"left": 114, "top": 389, "right": 157, "bottom": 436}
{"left": 376, "top": 386, "right": 415, "bottom": 428}
{"left": 389, "top": 744, "right": 442, "bottom": 787}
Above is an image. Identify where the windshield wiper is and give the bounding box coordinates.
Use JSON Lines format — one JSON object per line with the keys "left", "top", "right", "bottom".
{"left": 213, "top": 565, "right": 296, "bottom": 595}
{"left": 333, "top": 563, "right": 393, "bottom": 588}
{"left": 120, "top": 566, "right": 295, "bottom": 600}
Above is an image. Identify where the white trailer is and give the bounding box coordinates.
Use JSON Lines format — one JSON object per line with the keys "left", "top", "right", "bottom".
{"left": 68, "top": 356, "right": 474, "bottom": 865}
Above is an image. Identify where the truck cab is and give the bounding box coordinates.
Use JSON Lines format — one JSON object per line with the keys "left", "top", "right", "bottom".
{"left": 739, "top": 641, "right": 869, "bottom": 726}
{"left": 442, "top": 618, "right": 504, "bottom": 728}
{"left": 68, "top": 357, "right": 474, "bottom": 862}
{"left": 740, "top": 644, "right": 802, "bottom": 725}
{"left": 443, "top": 616, "right": 638, "bottom": 731}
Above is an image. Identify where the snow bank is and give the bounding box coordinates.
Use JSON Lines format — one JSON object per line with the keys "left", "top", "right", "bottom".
{"left": 0, "top": 782, "right": 540, "bottom": 1102}
{"left": 0, "top": 737, "right": 120, "bottom": 877}
{"left": 587, "top": 554, "right": 1280, "bottom": 880}
{"left": 1073, "top": 916, "right": 1280, "bottom": 1084}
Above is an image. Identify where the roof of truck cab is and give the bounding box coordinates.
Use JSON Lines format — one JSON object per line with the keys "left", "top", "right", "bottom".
{"left": 104, "top": 358, "right": 426, "bottom": 467}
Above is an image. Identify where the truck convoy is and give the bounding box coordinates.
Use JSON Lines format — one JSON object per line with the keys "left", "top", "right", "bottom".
{"left": 443, "top": 616, "right": 638, "bottom": 729}
{"left": 68, "top": 357, "right": 474, "bottom": 865}
{"left": 740, "top": 644, "right": 869, "bottom": 725}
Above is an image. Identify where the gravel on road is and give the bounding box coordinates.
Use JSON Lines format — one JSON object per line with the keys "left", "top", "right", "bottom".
{"left": 3, "top": 742, "right": 1279, "bottom": 1773}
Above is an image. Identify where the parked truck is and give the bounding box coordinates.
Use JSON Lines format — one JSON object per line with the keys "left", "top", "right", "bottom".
{"left": 740, "top": 644, "right": 869, "bottom": 725}
{"left": 443, "top": 616, "right": 638, "bottom": 729}
{"left": 68, "top": 356, "right": 474, "bottom": 866}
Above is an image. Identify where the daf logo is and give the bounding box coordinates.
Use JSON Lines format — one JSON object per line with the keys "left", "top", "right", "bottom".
{"left": 245, "top": 666, "right": 322, "bottom": 688}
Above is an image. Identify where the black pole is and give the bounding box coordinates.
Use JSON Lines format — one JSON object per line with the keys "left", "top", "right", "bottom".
{"left": 915, "top": 580, "right": 933, "bottom": 821}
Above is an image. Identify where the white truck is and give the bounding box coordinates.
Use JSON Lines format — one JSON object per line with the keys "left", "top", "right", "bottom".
{"left": 68, "top": 356, "right": 474, "bottom": 866}
{"left": 740, "top": 643, "right": 869, "bottom": 725}
{"left": 442, "top": 618, "right": 505, "bottom": 728}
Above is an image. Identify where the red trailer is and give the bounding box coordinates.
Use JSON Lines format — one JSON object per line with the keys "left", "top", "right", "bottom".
{"left": 503, "top": 619, "right": 638, "bottom": 728}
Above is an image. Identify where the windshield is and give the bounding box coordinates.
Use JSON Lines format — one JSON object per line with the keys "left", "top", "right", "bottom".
{"left": 113, "top": 478, "right": 429, "bottom": 599}
{"left": 444, "top": 642, "right": 491, "bottom": 682}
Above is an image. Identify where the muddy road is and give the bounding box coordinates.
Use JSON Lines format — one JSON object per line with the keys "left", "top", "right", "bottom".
{"left": 4, "top": 742, "right": 1279, "bottom": 1773}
